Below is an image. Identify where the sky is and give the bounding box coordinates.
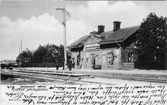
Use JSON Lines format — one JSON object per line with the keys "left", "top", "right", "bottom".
{"left": 0, "top": 0, "right": 166, "bottom": 61}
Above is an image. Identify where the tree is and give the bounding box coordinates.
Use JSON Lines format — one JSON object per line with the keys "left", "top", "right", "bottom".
{"left": 135, "top": 13, "right": 167, "bottom": 70}
{"left": 16, "top": 49, "right": 33, "bottom": 67}
{"left": 16, "top": 44, "right": 65, "bottom": 68}
{"left": 32, "top": 45, "right": 47, "bottom": 63}
{"left": 45, "top": 44, "right": 59, "bottom": 63}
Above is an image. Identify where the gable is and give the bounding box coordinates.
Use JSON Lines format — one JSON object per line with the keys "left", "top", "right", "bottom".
{"left": 85, "top": 35, "right": 102, "bottom": 50}
{"left": 86, "top": 35, "right": 101, "bottom": 44}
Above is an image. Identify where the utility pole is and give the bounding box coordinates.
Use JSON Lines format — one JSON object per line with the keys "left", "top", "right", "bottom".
{"left": 56, "top": 6, "right": 70, "bottom": 70}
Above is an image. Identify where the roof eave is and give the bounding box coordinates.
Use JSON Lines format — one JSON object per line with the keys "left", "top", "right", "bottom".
{"left": 99, "top": 38, "right": 124, "bottom": 45}
{"left": 68, "top": 44, "right": 84, "bottom": 49}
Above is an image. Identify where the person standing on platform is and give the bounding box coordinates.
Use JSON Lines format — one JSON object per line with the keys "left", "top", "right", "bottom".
{"left": 67, "top": 51, "right": 72, "bottom": 71}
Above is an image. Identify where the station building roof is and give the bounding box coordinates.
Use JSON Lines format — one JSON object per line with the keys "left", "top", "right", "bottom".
{"left": 100, "top": 26, "right": 140, "bottom": 45}
{"left": 68, "top": 25, "right": 140, "bottom": 49}
{"left": 68, "top": 35, "right": 89, "bottom": 48}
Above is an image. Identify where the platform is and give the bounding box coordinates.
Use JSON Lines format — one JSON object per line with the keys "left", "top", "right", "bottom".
{"left": 1, "top": 69, "right": 93, "bottom": 82}
{"left": 15, "top": 67, "right": 167, "bottom": 83}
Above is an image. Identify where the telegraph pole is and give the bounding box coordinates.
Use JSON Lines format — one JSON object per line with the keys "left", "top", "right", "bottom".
{"left": 56, "top": 6, "right": 70, "bottom": 70}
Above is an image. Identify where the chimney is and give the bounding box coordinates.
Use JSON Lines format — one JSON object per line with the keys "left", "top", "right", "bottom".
{"left": 97, "top": 25, "right": 105, "bottom": 34}
{"left": 113, "top": 21, "right": 121, "bottom": 31}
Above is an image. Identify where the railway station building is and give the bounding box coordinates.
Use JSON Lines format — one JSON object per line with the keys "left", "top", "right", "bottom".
{"left": 68, "top": 21, "right": 140, "bottom": 70}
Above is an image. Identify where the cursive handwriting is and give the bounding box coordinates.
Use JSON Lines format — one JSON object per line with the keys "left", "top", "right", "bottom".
{"left": 1, "top": 84, "right": 167, "bottom": 105}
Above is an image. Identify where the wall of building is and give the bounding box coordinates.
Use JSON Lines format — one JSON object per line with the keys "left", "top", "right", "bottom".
{"left": 121, "top": 47, "right": 133, "bottom": 62}
{"left": 101, "top": 48, "right": 121, "bottom": 70}
{"left": 121, "top": 47, "right": 134, "bottom": 70}
{"left": 71, "top": 45, "right": 135, "bottom": 70}
{"left": 84, "top": 50, "right": 100, "bottom": 69}
{"left": 70, "top": 35, "right": 136, "bottom": 70}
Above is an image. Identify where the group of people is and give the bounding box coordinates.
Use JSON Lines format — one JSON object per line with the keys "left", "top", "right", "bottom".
{"left": 55, "top": 52, "right": 83, "bottom": 70}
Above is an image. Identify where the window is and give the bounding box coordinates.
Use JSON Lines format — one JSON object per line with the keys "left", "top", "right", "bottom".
{"left": 128, "top": 52, "right": 133, "bottom": 62}
{"left": 107, "top": 51, "right": 115, "bottom": 65}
